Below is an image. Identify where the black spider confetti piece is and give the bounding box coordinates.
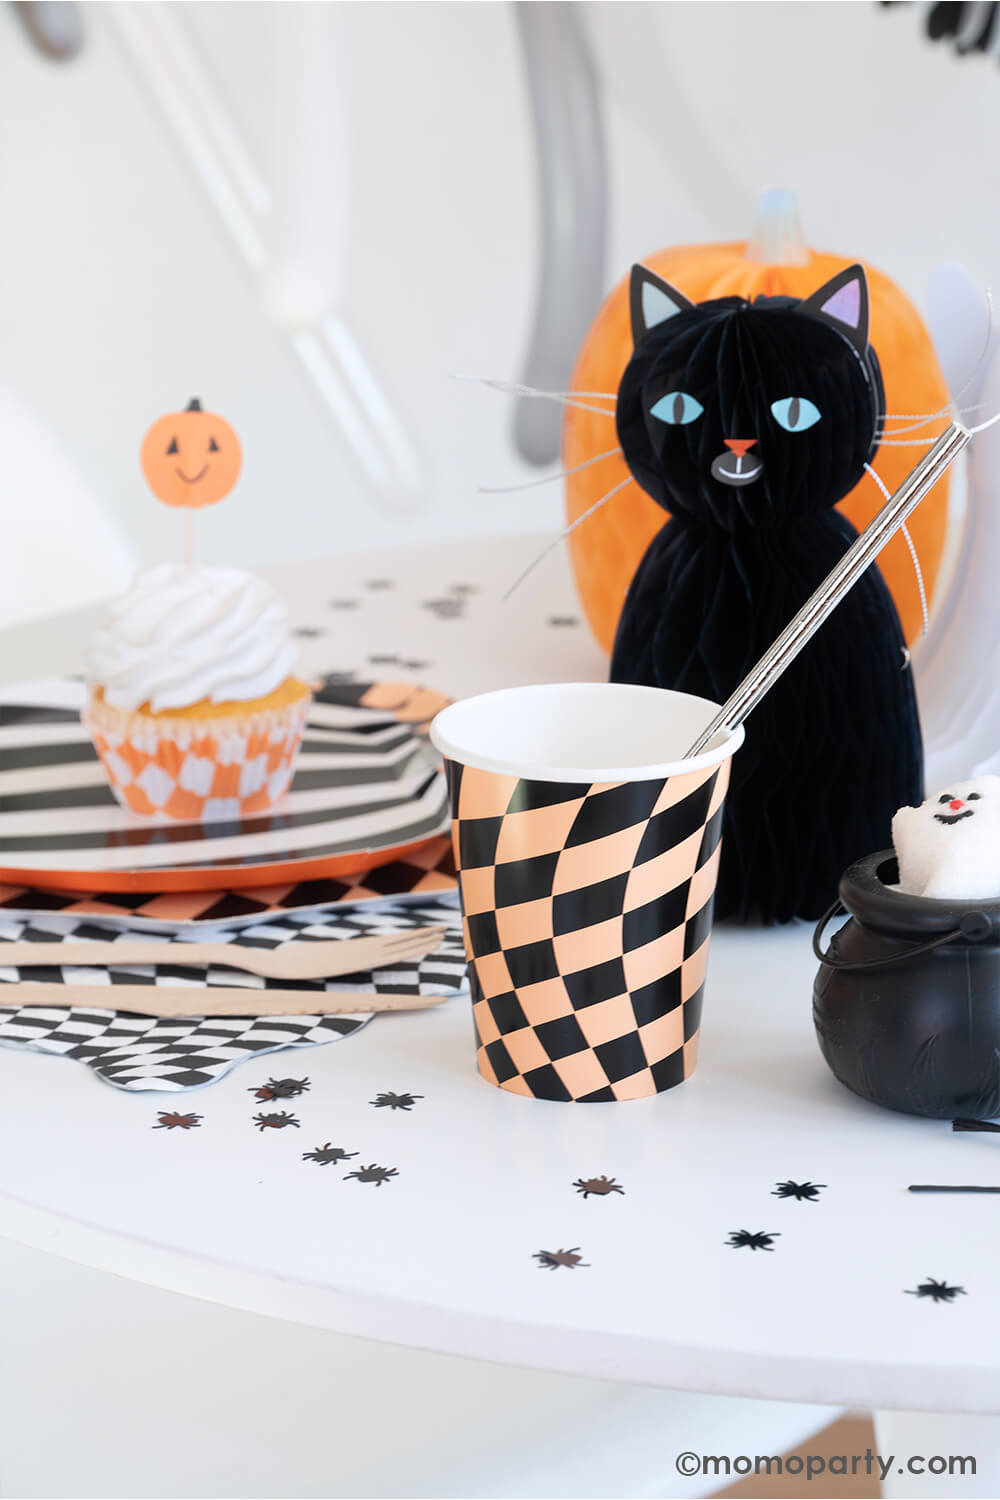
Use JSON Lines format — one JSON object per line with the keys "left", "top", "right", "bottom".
{"left": 547, "top": 615, "right": 579, "bottom": 627}
{"left": 726, "top": 1229, "right": 780, "bottom": 1252}
{"left": 253, "top": 1111, "right": 300, "bottom": 1131}
{"left": 154, "top": 1111, "right": 202, "bottom": 1130}
{"left": 249, "top": 1076, "right": 311, "bottom": 1102}
{"left": 772, "top": 1179, "right": 826, "bottom": 1201}
{"left": 370, "top": 1091, "right": 423, "bottom": 1111}
{"left": 906, "top": 1278, "right": 966, "bottom": 1303}
{"left": 344, "top": 1163, "right": 398, "bottom": 1186}
{"left": 302, "top": 1143, "right": 358, "bottom": 1166}
{"left": 533, "top": 1247, "right": 589, "bottom": 1270}
{"left": 421, "top": 597, "right": 465, "bottom": 620}
{"left": 293, "top": 626, "right": 325, "bottom": 638}
{"left": 573, "top": 1175, "right": 624, "bottom": 1198}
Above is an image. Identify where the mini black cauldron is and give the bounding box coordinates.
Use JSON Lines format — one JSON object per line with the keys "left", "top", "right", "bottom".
{"left": 813, "top": 851, "right": 1000, "bottom": 1119}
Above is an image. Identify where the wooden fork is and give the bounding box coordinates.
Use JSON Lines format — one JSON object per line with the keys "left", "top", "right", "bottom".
{"left": 0, "top": 984, "right": 448, "bottom": 1017}
{"left": 0, "top": 925, "right": 449, "bottom": 982}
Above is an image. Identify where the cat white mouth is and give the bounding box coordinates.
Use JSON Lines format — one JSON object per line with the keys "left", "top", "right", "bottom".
{"left": 711, "top": 452, "right": 763, "bottom": 488}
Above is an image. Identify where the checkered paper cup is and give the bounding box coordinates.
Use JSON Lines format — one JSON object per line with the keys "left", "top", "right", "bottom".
{"left": 430, "top": 684, "right": 744, "bottom": 1103}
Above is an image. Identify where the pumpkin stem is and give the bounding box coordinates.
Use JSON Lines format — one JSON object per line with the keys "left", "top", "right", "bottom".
{"left": 186, "top": 397, "right": 202, "bottom": 411}
{"left": 744, "top": 189, "right": 810, "bottom": 267}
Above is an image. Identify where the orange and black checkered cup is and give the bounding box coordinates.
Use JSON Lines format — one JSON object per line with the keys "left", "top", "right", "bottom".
{"left": 430, "top": 684, "right": 744, "bottom": 1102}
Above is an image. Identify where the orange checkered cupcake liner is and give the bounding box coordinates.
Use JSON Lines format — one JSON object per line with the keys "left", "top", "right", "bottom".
{"left": 83, "top": 685, "right": 311, "bottom": 821}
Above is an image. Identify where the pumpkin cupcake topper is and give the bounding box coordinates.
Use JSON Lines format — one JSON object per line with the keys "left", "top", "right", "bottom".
{"left": 141, "top": 398, "right": 242, "bottom": 510}
{"left": 141, "top": 397, "right": 242, "bottom": 566}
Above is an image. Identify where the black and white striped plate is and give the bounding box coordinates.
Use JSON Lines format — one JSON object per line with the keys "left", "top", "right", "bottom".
{"left": 0, "top": 677, "right": 450, "bottom": 890}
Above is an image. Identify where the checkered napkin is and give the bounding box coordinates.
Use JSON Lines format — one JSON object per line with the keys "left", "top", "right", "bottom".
{"left": 0, "top": 900, "right": 467, "bottom": 1093}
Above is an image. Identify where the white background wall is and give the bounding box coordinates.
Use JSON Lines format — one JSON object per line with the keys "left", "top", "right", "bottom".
{"left": 0, "top": 0, "right": 997, "bottom": 623}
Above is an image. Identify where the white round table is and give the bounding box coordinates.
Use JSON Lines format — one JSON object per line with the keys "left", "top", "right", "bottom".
{"left": 1, "top": 536, "right": 996, "bottom": 1497}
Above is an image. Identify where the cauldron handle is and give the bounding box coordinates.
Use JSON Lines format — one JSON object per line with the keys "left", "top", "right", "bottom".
{"left": 812, "top": 900, "right": 990, "bottom": 971}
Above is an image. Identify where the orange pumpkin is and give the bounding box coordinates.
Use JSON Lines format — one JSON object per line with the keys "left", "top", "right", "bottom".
{"left": 564, "top": 197, "right": 950, "bottom": 650}
{"left": 141, "top": 398, "right": 242, "bottom": 509}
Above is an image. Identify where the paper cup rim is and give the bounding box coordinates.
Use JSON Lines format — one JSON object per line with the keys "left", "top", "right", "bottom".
{"left": 430, "top": 683, "right": 744, "bottom": 783}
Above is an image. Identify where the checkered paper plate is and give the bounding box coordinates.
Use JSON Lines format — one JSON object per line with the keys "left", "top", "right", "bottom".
{"left": 0, "top": 901, "right": 468, "bottom": 1092}
{"left": 0, "top": 837, "right": 458, "bottom": 933}
{"left": 0, "top": 676, "right": 451, "bottom": 893}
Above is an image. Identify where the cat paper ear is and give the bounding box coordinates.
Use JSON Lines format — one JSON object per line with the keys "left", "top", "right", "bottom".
{"left": 629, "top": 265, "right": 694, "bottom": 346}
{"left": 797, "top": 264, "right": 870, "bottom": 355}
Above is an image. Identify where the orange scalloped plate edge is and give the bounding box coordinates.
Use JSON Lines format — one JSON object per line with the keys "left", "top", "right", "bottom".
{"left": 0, "top": 836, "right": 447, "bottom": 896}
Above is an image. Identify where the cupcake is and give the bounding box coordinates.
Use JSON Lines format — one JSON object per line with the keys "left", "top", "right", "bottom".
{"left": 83, "top": 562, "right": 312, "bottom": 820}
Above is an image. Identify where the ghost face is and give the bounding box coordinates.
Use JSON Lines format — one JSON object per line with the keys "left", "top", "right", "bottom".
{"left": 933, "top": 787, "right": 983, "bottom": 825}
{"left": 892, "top": 776, "right": 1000, "bottom": 902}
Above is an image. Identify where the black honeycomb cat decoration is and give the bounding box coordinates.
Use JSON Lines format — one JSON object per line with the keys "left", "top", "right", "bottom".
{"left": 608, "top": 263, "right": 923, "bottom": 922}
{"left": 882, "top": 1, "right": 1000, "bottom": 63}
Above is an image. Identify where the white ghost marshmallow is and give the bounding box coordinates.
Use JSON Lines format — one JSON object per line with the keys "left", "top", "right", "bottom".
{"left": 892, "top": 775, "right": 1000, "bottom": 901}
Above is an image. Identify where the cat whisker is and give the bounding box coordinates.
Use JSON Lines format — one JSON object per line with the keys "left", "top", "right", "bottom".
{"left": 964, "top": 407, "right": 1000, "bottom": 434}
{"left": 553, "top": 389, "right": 617, "bottom": 400}
{"left": 882, "top": 400, "right": 1000, "bottom": 445}
{"left": 899, "top": 522, "right": 929, "bottom": 637}
{"left": 953, "top": 282, "right": 994, "bottom": 396}
{"left": 880, "top": 399, "right": 986, "bottom": 421}
{"left": 878, "top": 403, "right": 986, "bottom": 436}
{"left": 460, "top": 378, "right": 618, "bottom": 400}
{"left": 878, "top": 287, "right": 994, "bottom": 435}
{"left": 479, "top": 447, "right": 621, "bottom": 494}
{"left": 864, "top": 461, "right": 928, "bottom": 635}
{"left": 502, "top": 474, "right": 636, "bottom": 601}
{"left": 451, "top": 374, "right": 617, "bottom": 419}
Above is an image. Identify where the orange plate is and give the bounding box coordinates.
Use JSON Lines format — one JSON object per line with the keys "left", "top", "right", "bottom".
{"left": 0, "top": 836, "right": 443, "bottom": 896}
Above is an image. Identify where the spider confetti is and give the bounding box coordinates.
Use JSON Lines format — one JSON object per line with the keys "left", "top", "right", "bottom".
{"left": 533, "top": 1248, "right": 589, "bottom": 1270}
{"left": 726, "top": 1230, "right": 780, "bottom": 1252}
{"left": 370, "top": 1091, "right": 423, "bottom": 1111}
{"left": 344, "top": 1163, "right": 398, "bottom": 1186}
{"left": 252, "top": 1111, "right": 300, "bottom": 1131}
{"left": 154, "top": 1111, "right": 202, "bottom": 1131}
{"left": 905, "top": 1278, "right": 966, "bottom": 1303}
{"left": 573, "top": 1176, "right": 624, "bottom": 1198}
{"left": 249, "top": 1076, "right": 311, "bottom": 1102}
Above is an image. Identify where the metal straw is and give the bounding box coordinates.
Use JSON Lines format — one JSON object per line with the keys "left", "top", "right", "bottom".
{"left": 684, "top": 421, "right": 971, "bottom": 758}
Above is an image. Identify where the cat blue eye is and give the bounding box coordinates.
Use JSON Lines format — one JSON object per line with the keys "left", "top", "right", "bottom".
{"left": 649, "top": 392, "right": 704, "bottom": 426}
{"left": 770, "top": 396, "right": 821, "bottom": 432}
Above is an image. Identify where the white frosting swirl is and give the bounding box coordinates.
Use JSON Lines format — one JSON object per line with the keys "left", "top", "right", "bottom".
{"left": 89, "top": 563, "right": 300, "bottom": 713}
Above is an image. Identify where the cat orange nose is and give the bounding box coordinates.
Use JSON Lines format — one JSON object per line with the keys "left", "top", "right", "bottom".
{"left": 724, "top": 439, "right": 756, "bottom": 457}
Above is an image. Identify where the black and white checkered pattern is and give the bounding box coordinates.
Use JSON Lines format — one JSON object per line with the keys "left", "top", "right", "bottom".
{"left": 0, "top": 1008, "right": 369, "bottom": 1092}
{"left": 0, "top": 901, "right": 467, "bottom": 1092}
{"left": 447, "top": 758, "right": 727, "bottom": 1101}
